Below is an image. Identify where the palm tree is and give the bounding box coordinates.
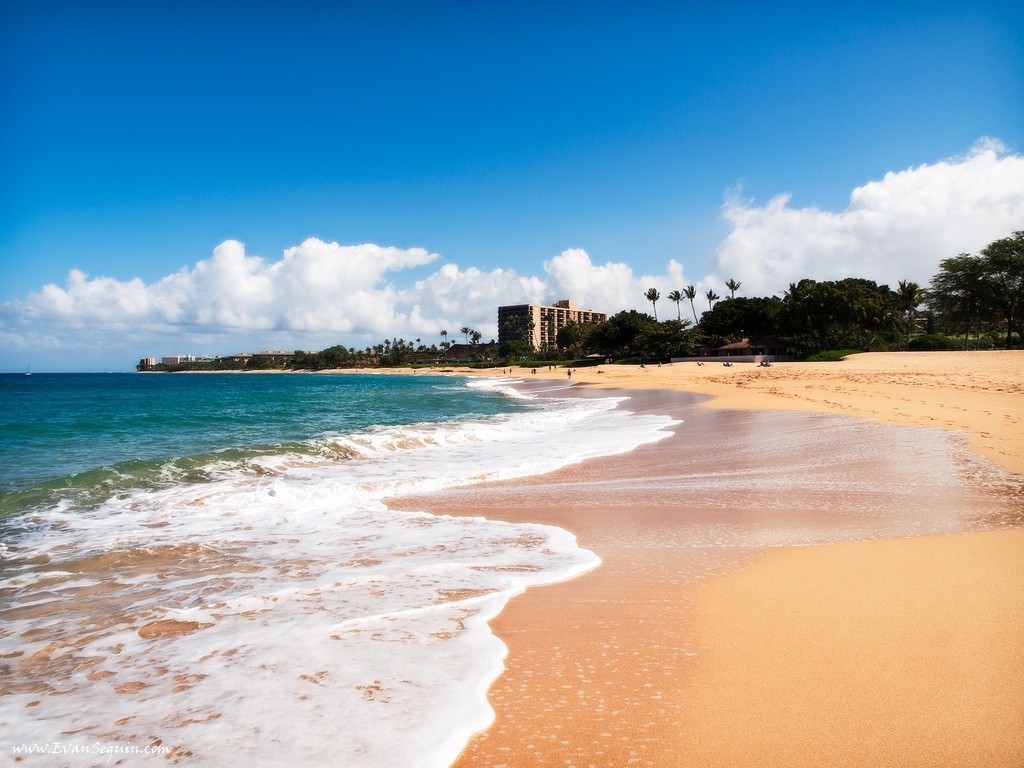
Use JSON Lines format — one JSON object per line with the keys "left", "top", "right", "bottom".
{"left": 460, "top": 326, "right": 470, "bottom": 344}
{"left": 706, "top": 289, "right": 720, "bottom": 311}
{"left": 667, "top": 290, "right": 683, "bottom": 320}
{"left": 683, "top": 285, "right": 698, "bottom": 324}
{"left": 725, "top": 278, "right": 742, "bottom": 299}
{"left": 897, "top": 280, "right": 925, "bottom": 350}
{"left": 645, "top": 288, "right": 661, "bottom": 320}
{"left": 440, "top": 329, "right": 448, "bottom": 350}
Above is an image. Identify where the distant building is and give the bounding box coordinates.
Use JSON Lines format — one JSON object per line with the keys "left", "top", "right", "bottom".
{"left": 253, "top": 350, "right": 295, "bottom": 364}
{"left": 161, "top": 354, "right": 196, "bottom": 366}
{"left": 498, "top": 299, "right": 607, "bottom": 352}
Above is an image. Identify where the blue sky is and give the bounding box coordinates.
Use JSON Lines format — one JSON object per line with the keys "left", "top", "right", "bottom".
{"left": 2, "top": 1, "right": 1023, "bottom": 371}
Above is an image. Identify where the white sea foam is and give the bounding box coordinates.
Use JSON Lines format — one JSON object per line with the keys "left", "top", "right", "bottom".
{"left": 0, "top": 384, "right": 677, "bottom": 767}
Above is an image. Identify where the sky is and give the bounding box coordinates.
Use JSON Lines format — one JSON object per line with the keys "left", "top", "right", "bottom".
{"left": 1, "top": 1, "right": 1023, "bottom": 371}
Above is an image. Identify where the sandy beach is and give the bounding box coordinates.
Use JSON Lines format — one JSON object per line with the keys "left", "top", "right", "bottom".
{"left": 391, "top": 351, "right": 1024, "bottom": 767}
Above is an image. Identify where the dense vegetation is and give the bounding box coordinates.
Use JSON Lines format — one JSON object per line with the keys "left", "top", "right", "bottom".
{"left": 142, "top": 231, "right": 1022, "bottom": 371}
{"left": 925, "top": 231, "right": 1024, "bottom": 349}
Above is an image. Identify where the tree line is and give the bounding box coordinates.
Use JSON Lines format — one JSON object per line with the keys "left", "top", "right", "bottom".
{"left": 291, "top": 329, "right": 489, "bottom": 370}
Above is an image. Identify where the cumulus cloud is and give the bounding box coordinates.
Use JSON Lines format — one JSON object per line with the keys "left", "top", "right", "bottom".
{"left": 401, "top": 264, "right": 547, "bottom": 341}
{"left": 9, "top": 238, "right": 440, "bottom": 337}
{"left": 709, "top": 139, "right": 1024, "bottom": 297}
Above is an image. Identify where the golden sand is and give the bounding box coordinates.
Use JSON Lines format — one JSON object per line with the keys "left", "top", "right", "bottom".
{"left": 674, "top": 528, "right": 1024, "bottom": 767}
{"left": 416, "top": 351, "right": 1024, "bottom": 767}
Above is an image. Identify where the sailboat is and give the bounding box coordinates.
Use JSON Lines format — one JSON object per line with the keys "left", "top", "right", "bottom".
{"left": 25, "top": 362, "right": 31, "bottom": 376}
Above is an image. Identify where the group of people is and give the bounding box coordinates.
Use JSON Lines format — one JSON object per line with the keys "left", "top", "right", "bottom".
{"left": 695, "top": 359, "right": 773, "bottom": 367}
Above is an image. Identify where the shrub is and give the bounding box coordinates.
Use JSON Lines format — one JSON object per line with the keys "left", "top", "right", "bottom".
{"left": 803, "top": 349, "right": 862, "bottom": 362}
{"left": 907, "top": 334, "right": 959, "bottom": 351}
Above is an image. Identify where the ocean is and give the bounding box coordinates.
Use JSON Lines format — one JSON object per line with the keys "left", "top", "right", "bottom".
{"left": 0, "top": 372, "right": 677, "bottom": 766}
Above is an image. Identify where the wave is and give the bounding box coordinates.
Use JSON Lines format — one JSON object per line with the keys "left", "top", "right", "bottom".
{"left": 2, "top": 386, "right": 673, "bottom": 516}
{"left": 0, "top": 384, "right": 677, "bottom": 767}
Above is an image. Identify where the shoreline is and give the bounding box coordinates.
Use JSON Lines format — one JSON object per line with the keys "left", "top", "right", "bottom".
{"left": 453, "top": 350, "right": 1024, "bottom": 477}
{"left": 390, "top": 351, "right": 1024, "bottom": 766}
{"left": 194, "top": 349, "right": 1021, "bottom": 473}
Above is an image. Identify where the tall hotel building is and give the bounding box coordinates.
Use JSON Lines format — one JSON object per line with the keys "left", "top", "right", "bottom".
{"left": 498, "top": 299, "right": 607, "bottom": 352}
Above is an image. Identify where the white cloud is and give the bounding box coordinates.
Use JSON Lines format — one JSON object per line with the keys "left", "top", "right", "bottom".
{"left": 9, "top": 237, "right": 442, "bottom": 335}
{"left": 400, "top": 263, "right": 547, "bottom": 341}
{"left": 543, "top": 248, "right": 635, "bottom": 309}
{"left": 709, "top": 139, "right": 1024, "bottom": 297}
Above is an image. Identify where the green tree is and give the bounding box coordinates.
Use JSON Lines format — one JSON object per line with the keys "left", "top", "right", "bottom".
{"left": 700, "top": 296, "right": 784, "bottom": 341}
{"left": 645, "top": 288, "right": 661, "bottom": 320}
{"left": 292, "top": 350, "right": 320, "bottom": 369}
{"left": 683, "top": 285, "right": 698, "bottom": 324}
{"left": 705, "top": 289, "right": 720, "bottom": 311}
{"left": 667, "top": 290, "right": 683, "bottom": 320}
{"left": 557, "top": 322, "right": 597, "bottom": 358}
{"left": 927, "top": 254, "right": 995, "bottom": 348}
{"left": 781, "top": 278, "right": 899, "bottom": 351}
{"left": 589, "top": 310, "right": 656, "bottom": 358}
{"left": 499, "top": 339, "right": 534, "bottom": 360}
{"left": 637, "top": 319, "right": 692, "bottom": 361}
{"left": 844, "top": 278, "right": 900, "bottom": 350}
{"left": 928, "top": 232, "right": 1024, "bottom": 350}
{"left": 980, "top": 231, "right": 1024, "bottom": 347}
{"left": 319, "top": 344, "right": 353, "bottom": 369}
{"left": 725, "top": 278, "right": 742, "bottom": 299}
{"left": 896, "top": 280, "right": 926, "bottom": 350}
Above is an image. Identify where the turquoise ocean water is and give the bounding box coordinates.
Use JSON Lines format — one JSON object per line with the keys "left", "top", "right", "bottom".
{"left": 0, "top": 372, "right": 528, "bottom": 518}
{"left": 0, "top": 371, "right": 677, "bottom": 767}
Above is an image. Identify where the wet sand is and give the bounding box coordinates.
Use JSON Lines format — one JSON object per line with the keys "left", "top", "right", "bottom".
{"left": 391, "top": 352, "right": 1024, "bottom": 767}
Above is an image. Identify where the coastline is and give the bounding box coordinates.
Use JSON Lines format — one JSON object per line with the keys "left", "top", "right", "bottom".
{"left": 389, "top": 351, "right": 1024, "bottom": 766}
{"left": 154, "top": 349, "right": 1022, "bottom": 475}
{"left": 308, "top": 349, "right": 1023, "bottom": 474}
{"left": 452, "top": 350, "right": 1024, "bottom": 476}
